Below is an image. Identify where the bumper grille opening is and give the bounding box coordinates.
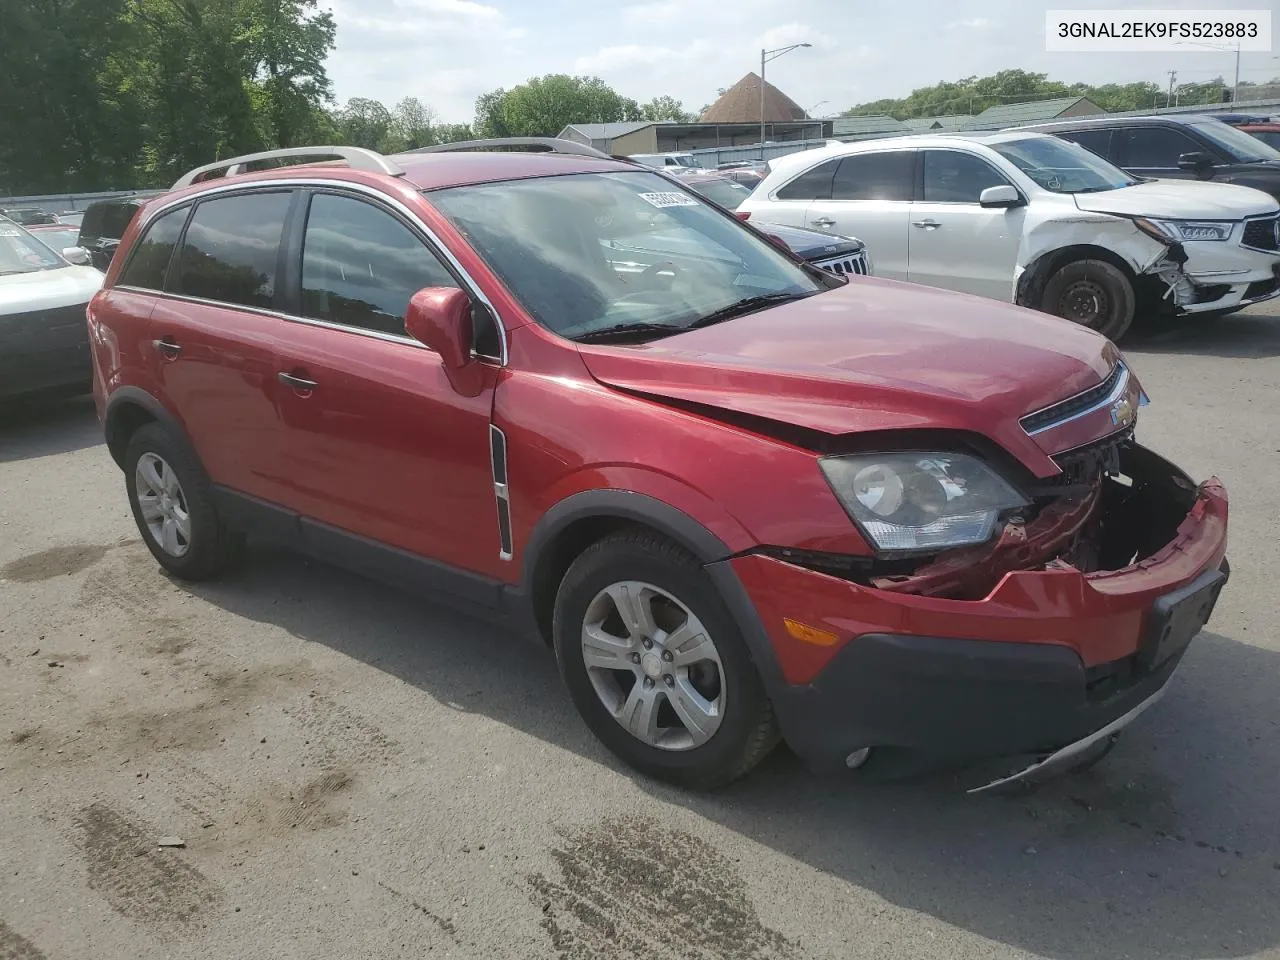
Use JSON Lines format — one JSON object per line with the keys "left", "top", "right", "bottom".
{"left": 1244, "top": 277, "right": 1279, "bottom": 301}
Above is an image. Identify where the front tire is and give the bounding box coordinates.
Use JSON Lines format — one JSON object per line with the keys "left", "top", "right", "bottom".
{"left": 1040, "top": 259, "right": 1136, "bottom": 341}
{"left": 124, "top": 423, "right": 243, "bottom": 581}
{"left": 552, "top": 529, "right": 779, "bottom": 789}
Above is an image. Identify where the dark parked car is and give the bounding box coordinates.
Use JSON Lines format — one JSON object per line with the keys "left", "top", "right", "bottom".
{"left": 679, "top": 173, "right": 871, "bottom": 276}
{"left": 89, "top": 141, "right": 1228, "bottom": 790}
{"left": 0, "top": 207, "right": 57, "bottom": 226}
{"left": 77, "top": 197, "right": 149, "bottom": 271}
{"left": 1021, "top": 114, "right": 1280, "bottom": 206}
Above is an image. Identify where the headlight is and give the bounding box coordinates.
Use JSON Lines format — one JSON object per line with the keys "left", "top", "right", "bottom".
{"left": 819, "top": 452, "right": 1029, "bottom": 553}
{"left": 1133, "top": 217, "right": 1233, "bottom": 243}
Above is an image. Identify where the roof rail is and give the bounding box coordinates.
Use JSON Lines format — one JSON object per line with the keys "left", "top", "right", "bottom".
{"left": 399, "top": 137, "right": 613, "bottom": 160}
{"left": 172, "top": 146, "right": 405, "bottom": 190}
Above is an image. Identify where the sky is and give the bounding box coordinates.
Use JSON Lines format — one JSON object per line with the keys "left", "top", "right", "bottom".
{"left": 322, "top": 0, "right": 1279, "bottom": 122}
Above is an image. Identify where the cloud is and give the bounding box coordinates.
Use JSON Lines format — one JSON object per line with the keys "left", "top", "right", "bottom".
{"left": 948, "top": 17, "right": 992, "bottom": 29}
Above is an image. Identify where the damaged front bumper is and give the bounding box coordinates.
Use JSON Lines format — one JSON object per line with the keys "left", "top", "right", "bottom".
{"left": 727, "top": 445, "right": 1229, "bottom": 781}
{"left": 1151, "top": 239, "right": 1280, "bottom": 315}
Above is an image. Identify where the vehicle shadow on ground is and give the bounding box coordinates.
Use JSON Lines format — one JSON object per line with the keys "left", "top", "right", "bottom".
{"left": 189, "top": 545, "right": 1280, "bottom": 960}
{"left": 0, "top": 394, "right": 100, "bottom": 462}
{"left": 1127, "top": 311, "right": 1280, "bottom": 359}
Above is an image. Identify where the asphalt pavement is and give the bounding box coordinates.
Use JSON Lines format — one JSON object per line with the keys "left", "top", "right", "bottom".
{"left": 1, "top": 301, "right": 1278, "bottom": 960}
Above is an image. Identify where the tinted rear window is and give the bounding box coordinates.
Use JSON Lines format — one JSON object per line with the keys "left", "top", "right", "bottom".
{"left": 119, "top": 206, "right": 189, "bottom": 290}
{"left": 832, "top": 152, "right": 915, "bottom": 201}
{"left": 776, "top": 158, "right": 841, "bottom": 200}
{"left": 174, "top": 192, "right": 291, "bottom": 309}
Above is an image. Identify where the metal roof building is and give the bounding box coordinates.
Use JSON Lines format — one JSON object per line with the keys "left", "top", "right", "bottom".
{"left": 968, "top": 96, "right": 1105, "bottom": 130}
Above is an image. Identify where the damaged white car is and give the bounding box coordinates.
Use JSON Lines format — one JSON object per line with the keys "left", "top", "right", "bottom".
{"left": 739, "top": 131, "right": 1280, "bottom": 339}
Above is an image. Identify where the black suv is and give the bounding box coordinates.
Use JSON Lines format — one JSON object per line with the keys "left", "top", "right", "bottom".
{"left": 1021, "top": 114, "right": 1280, "bottom": 205}
{"left": 76, "top": 197, "right": 150, "bottom": 271}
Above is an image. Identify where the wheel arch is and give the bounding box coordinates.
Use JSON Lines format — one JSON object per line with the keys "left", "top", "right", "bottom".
{"left": 104, "top": 387, "right": 193, "bottom": 471}
{"left": 1015, "top": 243, "right": 1140, "bottom": 311}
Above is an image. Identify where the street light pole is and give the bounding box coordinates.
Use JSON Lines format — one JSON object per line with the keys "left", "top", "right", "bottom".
{"left": 760, "top": 42, "right": 812, "bottom": 159}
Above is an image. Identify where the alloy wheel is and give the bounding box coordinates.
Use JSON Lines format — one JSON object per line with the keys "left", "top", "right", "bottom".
{"left": 580, "top": 580, "right": 725, "bottom": 751}
{"left": 134, "top": 452, "right": 192, "bottom": 558}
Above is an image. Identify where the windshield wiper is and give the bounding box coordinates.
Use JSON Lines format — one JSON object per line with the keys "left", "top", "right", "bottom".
{"left": 686, "top": 291, "right": 813, "bottom": 330}
{"left": 1073, "top": 185, "right": 1121, "bottom": 193}
{"left": 573, "top": 321, "right": 683, "bottom": 344}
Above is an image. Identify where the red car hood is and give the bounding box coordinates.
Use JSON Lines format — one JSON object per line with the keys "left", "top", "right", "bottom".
{"left": 578, "top": 278, "right": 1121, "bottom": 476}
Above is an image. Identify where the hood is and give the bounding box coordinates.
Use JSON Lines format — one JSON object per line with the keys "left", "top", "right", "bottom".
{"left": 577, "top": 279, "right": 1119, "bottom": 473}
{"left": 0, "top": 265, "right": 102, "bottom": 314}
{"left": 1073, "top": 178, "right": 1279, "bottom": 219}
{"left": 757, "top": 221, "right": 864, "bottom": 258}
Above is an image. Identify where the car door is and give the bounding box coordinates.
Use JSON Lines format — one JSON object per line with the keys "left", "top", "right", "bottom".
{"left": 907, "top": 149, "right": 1026, "bottom": 300}
{"left": 270, "top": 189, "right": 506, "bottom": 581}
{"left": 805, "top": 150, "right": 915, "bottom": 281}
{"left": 1112, "top": 124, "right": 1222, "bottom": 181}
{"left": 756, "top": 157, "right": 839, "bottom": 229}
{"left": 141, "top": 190, "right": 294, "bottom": 507}
{"left": 1053, "top": 128, "right": 1115, "bottom": 164}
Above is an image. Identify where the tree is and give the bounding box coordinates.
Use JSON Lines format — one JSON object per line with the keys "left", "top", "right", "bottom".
{"left": 239, "top": 0, "right": 337, "bottom": 148}
{"left": 389, "top": 97, "right": 438, "bottom": 151}
{"left": 336, "top": 97, "right": 393, "bottom": 150}
{"left": 640, "top": 96, "right": 696, "bottom": 123}
{"left": 473, "top": 75, "right": 642, "bottom": 138}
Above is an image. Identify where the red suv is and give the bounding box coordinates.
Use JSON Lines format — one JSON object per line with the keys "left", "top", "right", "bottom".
{"left": 89, "top": 140, "right": 1229, "bottom": 790}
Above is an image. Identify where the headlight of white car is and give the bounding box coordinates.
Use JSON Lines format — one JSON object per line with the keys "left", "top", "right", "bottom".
{"left": 820, "top": 452, "right": 1029, "bottom": 553}
{"left": 1133, "top": 218, "right": 1234, "bottom": 243}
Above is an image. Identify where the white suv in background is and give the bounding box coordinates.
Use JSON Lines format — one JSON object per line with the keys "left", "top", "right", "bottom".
{"left": 740, "top": 131, "right": 1280, "bottom": 339}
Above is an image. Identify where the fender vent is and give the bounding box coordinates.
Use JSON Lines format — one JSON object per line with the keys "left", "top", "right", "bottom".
{"left": 490, "top": 425, "right": 513, "bottom": 560}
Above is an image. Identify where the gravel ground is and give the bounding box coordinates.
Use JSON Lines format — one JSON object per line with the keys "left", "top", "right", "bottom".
{"left": 1, "top": 302, "right": 1278, "bottom": 960}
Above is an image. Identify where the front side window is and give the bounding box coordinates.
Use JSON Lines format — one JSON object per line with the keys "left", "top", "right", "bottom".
{"left": 0, "top": 221, "right": 65, "bottom": 275}
{"left": 174, "top": 192, "right": 291, "bottom": 309}
{"left": 429, "top": 171, "right": 831, "bottom": 343}
{"left": 1057, "top": 128, "right": 1113, "bottom": 160}
{"left": 119, "top": 206, "right": 188, "bottom": 290}
{"left": 776, "top": 158, "right": 841, "bottom": 200}
{"left": 922, "top": 151, "right": 1012, "bottom": 203}
{"left": 1115, "top": 126, "right": 1204, "bottom": 168}
{"left": 301, "top": 192, "right": 458, "bottom": 338}
{"left": 832, "top": 152, "right": 915, "bottom": 201}
{"left": 991, "top": 135, "right": 1138, "bottom": 193}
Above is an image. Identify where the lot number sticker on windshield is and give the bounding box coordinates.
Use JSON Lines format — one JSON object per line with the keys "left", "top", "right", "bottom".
{"left": 638, "top": 192, "right": 700, "bottom": 209}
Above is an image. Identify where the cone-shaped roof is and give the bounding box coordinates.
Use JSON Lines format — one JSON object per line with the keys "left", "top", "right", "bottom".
{"left": 700, "top": 73, "right": 808, "bottom": 123}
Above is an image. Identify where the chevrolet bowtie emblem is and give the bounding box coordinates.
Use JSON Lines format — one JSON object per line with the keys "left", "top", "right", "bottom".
{"left": 1110, "top": 396, "right": 1135, "bottom": 426}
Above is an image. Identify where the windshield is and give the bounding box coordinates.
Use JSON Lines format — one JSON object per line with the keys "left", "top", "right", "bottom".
{"left": 991, "top": 135, "right": 1139, "bottom": 193}
{"left": 0, "top": 221, "right": 66, "bottom": 275}
{"left": 28, "top": 227, "right": 80, "bottom": 253}
{"left": 1189, "top": 120, "right": 1280, "bottom": 163}
{"left": 685, "top": 178, "right": 754, "bottom": 210}
{"left": 429, "top": 171, "right": 829, "bottom": 342}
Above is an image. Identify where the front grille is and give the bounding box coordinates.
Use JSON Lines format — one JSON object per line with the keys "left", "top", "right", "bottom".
{"left": 811, "top": 251, "right": 869, "bottom": 276}
{"left": 1242, "top": 215, "right": 1279, "bottom": 252}
{"left": 1049, "top": 427, "right": 1134, "bottom": 487}
{"left": 1020, "top": 362, "right": 1124, "bottom": 435}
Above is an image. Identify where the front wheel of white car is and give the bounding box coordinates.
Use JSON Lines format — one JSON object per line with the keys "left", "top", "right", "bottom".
{"left": 1040, "top": 259, "right": 1135, "bottom": 341}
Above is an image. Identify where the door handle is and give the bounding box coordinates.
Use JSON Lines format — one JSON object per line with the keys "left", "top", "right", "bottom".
{"left": 278, "top": 372, "right": 318, "bottom": 390}
{"left": 152, "top": 338, "right": 181, "bottom": 358}
{"left": 912, "top": 219, "right": 941, "bottom": 229}
{"left": 812, "top": 217, "right": 836, "bottom": 227}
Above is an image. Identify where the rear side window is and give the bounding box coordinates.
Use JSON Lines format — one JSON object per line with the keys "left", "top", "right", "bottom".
{"left": 100, "top": 202, "right": 139, "bottom": 240}
{"left": 922, "top": 151, "right": 1012, "bottom": 203}
{"left": 118, "top": 206, "right": 188, "bottom": 290}
{"left": 832, "top": 152, "right": 915, "bottom": 201}
{"left": 300, "top": 192, "right": 458, "bottom": 337}
{"left": 174, "top": 192, "right": 291, "bottom": 309}
{"left": 776, "top": 158, "right": 841, "bottom": 200}
{"left": 1115, "top": 126, "right": 1203, "bottom": 168}
{"left": 1057, "top": 129, "right": 1113, "bottom": 160}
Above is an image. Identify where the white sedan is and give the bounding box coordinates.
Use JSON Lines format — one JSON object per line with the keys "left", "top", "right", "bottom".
{"left": 739, "top": 131, "right": 1280, "bottom": 339}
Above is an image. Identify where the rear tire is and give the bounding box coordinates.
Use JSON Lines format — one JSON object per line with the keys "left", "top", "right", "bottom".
{"left": 552, "top": 529, "right": 779, "bottom": 789}
{"left": 124, "top": 423, "right": 244, "bottom": 581}
{"left": 1040, "top": 259, "right": 1136, "bottom": 341}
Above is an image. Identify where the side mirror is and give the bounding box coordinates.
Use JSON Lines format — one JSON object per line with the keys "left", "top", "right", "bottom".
{"left": 405, "top": 287, "right": 473, "bottom": 371}
{"left": 1177, "top": 151, "right": 1215, "bottom": 173}
{"left": 62, "top": 246, "right": 91, "bottom": 265}
{"left": 979, "top": 185, "right": 1023, "bottom": 209}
